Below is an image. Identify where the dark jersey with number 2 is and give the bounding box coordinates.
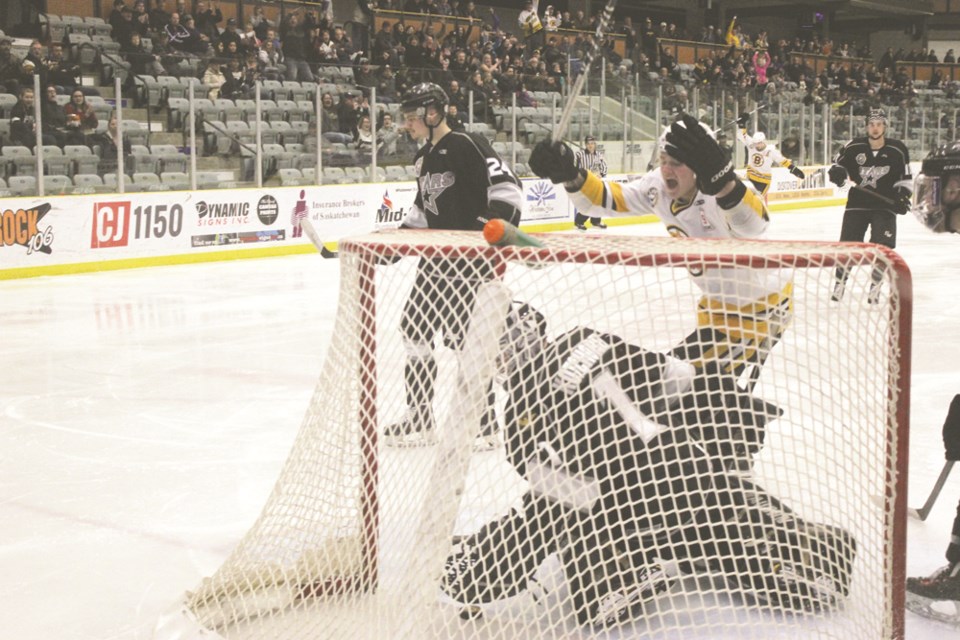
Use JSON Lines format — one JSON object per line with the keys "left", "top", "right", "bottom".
{"left": 405, "top": 131, "right": 523, "bottom": 230}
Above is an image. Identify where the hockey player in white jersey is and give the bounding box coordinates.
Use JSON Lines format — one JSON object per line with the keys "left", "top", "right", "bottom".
{"left": 529, "top": 113, "right": 793, "bottom": 391}
{"left": 735, "top": 112, "right": 805, "bottom": 200}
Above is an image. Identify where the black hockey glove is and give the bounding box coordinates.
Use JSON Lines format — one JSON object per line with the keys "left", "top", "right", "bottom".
{"left": 892, "top": 186, "right": 911, "bottom": 215}
{"left": 827, "top": 164, "right": 847, "bottom": 187}
{"left": 944, "top": 395, "right": 960, "bottom": 461}
{"left": 736, "top": 113, "right": 749, "bottom": 128}
{"left": 790, "top": 165, "right": 805, "bottom": 180}
{"left": 664, "top": 113, "right": 735, "bottom": 196}
{"left": 529, "top": 140, "right": 582, "bottom": 185}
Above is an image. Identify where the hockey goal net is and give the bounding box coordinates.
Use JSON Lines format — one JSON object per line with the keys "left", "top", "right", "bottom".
{"left": 156, "top": 230, "right": 911, "bottom": 640}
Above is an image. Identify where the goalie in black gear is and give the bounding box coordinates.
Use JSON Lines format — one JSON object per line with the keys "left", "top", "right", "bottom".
{"left": 384, "top": 82, "right": 523, "bottom": 447}
{"left": 441, "top": 302, "right": 857, "bottom": 627}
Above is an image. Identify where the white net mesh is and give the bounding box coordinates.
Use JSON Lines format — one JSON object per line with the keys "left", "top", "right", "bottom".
{"left": 163, "top": 230, "right": 909, "bottom": 640}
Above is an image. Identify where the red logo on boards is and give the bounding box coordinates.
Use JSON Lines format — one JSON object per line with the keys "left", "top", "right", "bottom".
{"left": 91, "top": 201, "right": 131, "bottom": 248}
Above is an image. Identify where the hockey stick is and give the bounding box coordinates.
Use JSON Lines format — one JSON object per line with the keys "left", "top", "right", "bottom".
{"left": 850, "top": 184, "right": 899, "bottom": 209}
{"left": 300, "top": 217, "right": 338, "bottom": 258}
{"left": 483, "top": 219, "right": 544, "bottom": 248}
{"left": 552, "top": 0, "right": 619, "bottom": 143}
{"left": 910, "top": 460, "right": 955, "bottom": 521}
{"left": 713, "top": 103, "right": 767, "bottom": 135}
{"left": 870, "top": 460, "right": 955, "bottom": 521}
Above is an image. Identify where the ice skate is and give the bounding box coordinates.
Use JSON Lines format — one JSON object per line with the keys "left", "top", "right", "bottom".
{"left": 906, "top": 563, "right": 960, "bottom": 628}
{"left": 383, "top": 405, "right": 437, "bottom": 447}
{"left": 867, "top": 281, "right": 882, "bottom": 305}
{"left": 593, "top": 222, "right": 608, "bottom": 230}
{"left": 575, "top": 222, "right": 588, "bottom": 231}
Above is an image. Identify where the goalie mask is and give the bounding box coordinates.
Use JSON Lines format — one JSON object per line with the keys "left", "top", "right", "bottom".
{"left": 496, "top": 302, "right": 547, "bottom": 377}
{"left": 913, "top": 141, "right": 960, "bottom": 233}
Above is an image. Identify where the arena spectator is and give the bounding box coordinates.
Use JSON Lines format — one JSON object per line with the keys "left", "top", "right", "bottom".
{"left": 63, "top": 89, "right": 98, "bottom": 144}
{"left": 202, "top": 61, "right": 227, "bottom": 99}
{"left": 90, "top": 114, "right": 133, "bottom": 176}
{"left": 164, "top": 13, "right": 191, "bottom": 50}
{"left": 43, "top": 43, "right": 80, "bottom": 90}
{"left": 219, "top": 19, "right": 243, "bottom": 54}
{"left": 150, "top": 0, "right": 172, "bottom": 33}
{"left": 40, "top": 85, "right": 68, "bottom": 146}
{"left": 281, "top": 12, "right": 315, "bottom": 81}
{"left": 194, "top": 1, "right": 223, "bottom": 43}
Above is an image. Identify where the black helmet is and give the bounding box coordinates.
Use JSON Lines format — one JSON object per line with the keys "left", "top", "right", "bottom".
{"left": 401, "top": 82, "right": 449, "bottom": 115}
{"left": 914, "top": 141, "right": 960, "bottom": 233}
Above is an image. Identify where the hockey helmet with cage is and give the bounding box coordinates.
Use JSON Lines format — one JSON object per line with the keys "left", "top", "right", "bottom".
{"left": 496, "top": 301, "right": 547, "bottom": 377}
{"left": 401, "top": 82, "right": 449, "bottom": 117}
{"left": 913, "top": 141, "right": 960, "bottom": 233}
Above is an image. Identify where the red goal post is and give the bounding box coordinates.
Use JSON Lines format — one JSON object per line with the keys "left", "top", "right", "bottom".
{"left": 156, "top": 230, "right": 911, "bottom": 640}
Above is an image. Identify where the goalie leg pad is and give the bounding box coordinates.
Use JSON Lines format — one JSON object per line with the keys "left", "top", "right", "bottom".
{"left": 697, "top": 476, "right": 857, "bottom": 612}
{"left": 562, "top": 514, "right": 678, "bottom": 627}
{"left": 442, "top": 494, "right": 568, "bottom": 605}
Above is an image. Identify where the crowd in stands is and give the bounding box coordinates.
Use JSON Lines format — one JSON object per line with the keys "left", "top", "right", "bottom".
{"left": 1, "top": 0, "right": 958, "bottom": 190}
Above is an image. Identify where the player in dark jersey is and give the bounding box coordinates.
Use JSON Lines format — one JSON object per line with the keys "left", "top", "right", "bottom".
{"left": 384, "top": 82, "right": 524, "bottom": 447}
{"left": 827, "top": 108, "right": 912, "bottom": 303}
{"left": 441, "top": 302, "right": 856, "bottom": 627}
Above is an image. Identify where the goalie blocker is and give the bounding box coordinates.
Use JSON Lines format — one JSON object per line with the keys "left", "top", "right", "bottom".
{"left": 441, "top": 304, "right": 856, "bottom": 627}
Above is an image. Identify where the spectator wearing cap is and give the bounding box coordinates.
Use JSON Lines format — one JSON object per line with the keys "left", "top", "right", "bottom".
{"left": 113, "top": 5, "right": 136, "bottom": 48}
{"left": 219, "top": 18, "right": 243, "bottom": 53}
{"left": 337, "top": 91, "right": 362, "bottom": 138}
{"left": 0, "top": 38, "right": 23, "bottom": 93}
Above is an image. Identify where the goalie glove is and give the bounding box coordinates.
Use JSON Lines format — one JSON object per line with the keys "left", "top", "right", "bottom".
{"left": 664, "top": 114, "right": 735, "bottom": 196}
{"left": 828, "top": 164, "right": 847, "bottom": 187}
{"left": 893, "top": 186, "right": 911, "bottom": 215}
{"left": 529, "top": 140, "right": 583, "bottom": 186}
{"left": 789, "top": 165, "right": 805, "bottom": 180}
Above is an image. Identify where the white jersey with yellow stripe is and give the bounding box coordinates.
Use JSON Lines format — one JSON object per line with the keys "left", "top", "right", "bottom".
{"left": 567, "top": 170, "right": 792, "bottom": 310}
{"left": 737, "top": 128, "right": 792, "bottom": 184}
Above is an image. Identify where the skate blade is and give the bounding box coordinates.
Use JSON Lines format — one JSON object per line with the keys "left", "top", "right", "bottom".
{"left": 906, "top": 592, "right": 960, "bottom": 628}
{"left": 383, "top": 431, "right": 439, "bottom": 448}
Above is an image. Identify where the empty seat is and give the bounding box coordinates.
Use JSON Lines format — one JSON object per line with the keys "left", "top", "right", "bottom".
{"left": 2, "top": 145, "right": 36, "bottom": 177}
{"left": 42, "top": 145, "right": 73, "bottom": 176}
{"left": 42, "top": 174, "right": 72, "bottom": 193}
{"left": 278, "top": 167, "right": 302, "bottom": 186}
{"left": 160, "top": 171, "right": 190, "bottom": 189}
{"left": 385, "top": 165, "right": 407, "bottom": 181}
{"left": 0, "top": 93, "right": 19, "bottom": 117}
{"left": 366, "top": 166, "right": 386, "bottom": 182}
{"left": 64, "top": 144, "right": 100, "bottom": 175}
{"left": 344, "top": 166, "right": 365, "bottom": 183}
{"left": 322, "top": 167, "right": 346, "bottom": 184}
{"left": 71, "top": 173, "right": 104, "bottom": 193}
{"left": 8, "top": 175, "right": 37, "bottom": 196}
{"left": 149, "top": 144, "right": 188, "bottom": 173}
